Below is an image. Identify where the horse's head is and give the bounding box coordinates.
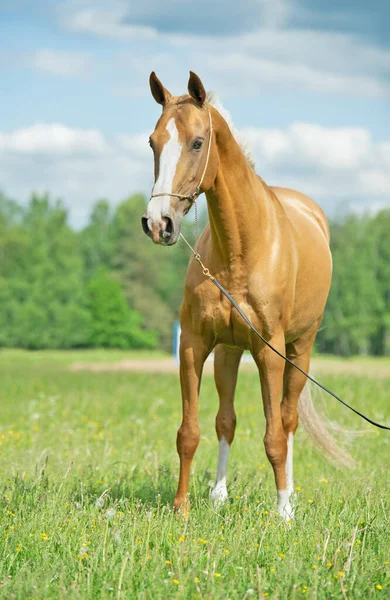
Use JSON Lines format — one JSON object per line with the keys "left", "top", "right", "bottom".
{"left": 142, "top": 72, "right": 217, "bottom": 245}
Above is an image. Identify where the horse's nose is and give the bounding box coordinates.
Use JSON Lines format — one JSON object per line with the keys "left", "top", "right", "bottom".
{"left": 141, "top": 215, "right": 174, "bottom": 244}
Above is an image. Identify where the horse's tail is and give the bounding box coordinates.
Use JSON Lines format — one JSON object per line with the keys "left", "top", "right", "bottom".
{"left": 298, "top": 380, "right": 355, "bottom": 469}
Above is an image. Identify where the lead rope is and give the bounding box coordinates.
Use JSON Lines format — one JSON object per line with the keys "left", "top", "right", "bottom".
{"left": 194, "top": 200, "right": 198, "bottom": 250}
{"left": 179, "top": 232, "right": 390, "bottom": 431}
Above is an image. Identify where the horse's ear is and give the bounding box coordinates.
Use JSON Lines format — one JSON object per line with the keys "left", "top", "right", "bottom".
{"left": 188, "top": 71, "right": 206, "bottom": 106}
{"left": 149, "top": 72, "right": 172, "bottom": 106}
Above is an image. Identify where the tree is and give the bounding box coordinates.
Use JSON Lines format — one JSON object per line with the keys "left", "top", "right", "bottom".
{"left": 79, "top": 200, "right": 115, "bottom": 279}
{"left": 111, "top": 194, "right": 191, "bottom": 349}
{"left": 87, "top": 267, "right": 156, "bottom": 348}
{"left": 0, "top": 193, "right": 91, "bottom": 349}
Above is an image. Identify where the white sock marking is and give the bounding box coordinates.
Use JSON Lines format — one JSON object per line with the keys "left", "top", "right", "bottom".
{"left": 277, "top": 490, "right": 294, "bottom": 522}
{"left": 276, "top": 433, "right": 295, "bottom": 522}
{"left": 211, "top": 437, "right": 230, "bottom": 505}
{"left": 286, "top": 432, "right": 294, "bottom": 497}
{"left": 147, "top": 118, "right": 182, "bottom": 222}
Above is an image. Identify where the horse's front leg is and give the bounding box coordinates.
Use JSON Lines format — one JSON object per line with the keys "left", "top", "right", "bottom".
{"left": 251, "top": 330, "right": 292, "bottom": 521}
{"left": 173, "top": 326, "right": 211, "bottom": 513}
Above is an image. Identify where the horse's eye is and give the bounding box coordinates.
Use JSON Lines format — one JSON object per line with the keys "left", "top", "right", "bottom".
{"left": 148, "top": 138, "right": 152, "bottom": 147}
{"left": 192, "top": 139, "right": 203, "bottom": 150}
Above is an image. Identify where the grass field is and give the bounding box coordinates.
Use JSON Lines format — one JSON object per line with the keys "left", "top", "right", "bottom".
{"left": 0, "top": 350, "right": 389, "bottom": 599}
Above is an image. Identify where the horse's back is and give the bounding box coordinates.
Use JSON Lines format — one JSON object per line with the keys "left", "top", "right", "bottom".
{"left": 269, "top": 186, "right": 332, "bottom": 338}
{"left": 270, "top": 186, "right": 330, "bottom": 244}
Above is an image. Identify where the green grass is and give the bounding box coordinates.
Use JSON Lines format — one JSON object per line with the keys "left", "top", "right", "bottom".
{"left": 0, "top": 351, "right": 389, "bottom": 599}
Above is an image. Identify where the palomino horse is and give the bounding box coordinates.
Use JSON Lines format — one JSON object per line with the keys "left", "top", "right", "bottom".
{"left": 142, "top": 71, "right": 351, "bottom": 520}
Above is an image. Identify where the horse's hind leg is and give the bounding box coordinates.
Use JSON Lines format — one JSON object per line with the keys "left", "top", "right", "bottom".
{"left": 251, "top": 331, "right": 289, "bottom": 518}
{"left": 211, "top": 344, "right": 243, "bottom": 505}
{"left": 281, "top": 322, "right": 321, "bottom": 509}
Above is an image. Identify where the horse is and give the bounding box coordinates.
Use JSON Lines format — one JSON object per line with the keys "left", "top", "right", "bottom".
{"left": 141, "top": 71, "right": 352, "bottom": 520}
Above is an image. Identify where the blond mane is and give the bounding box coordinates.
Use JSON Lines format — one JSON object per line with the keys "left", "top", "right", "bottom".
{"left": 206, "top": 91, "right": 256, "bottom": 170}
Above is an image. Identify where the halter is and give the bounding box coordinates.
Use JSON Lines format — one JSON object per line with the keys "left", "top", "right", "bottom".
{"left": 149, "top": 106, "right": 213, "bottom": 205}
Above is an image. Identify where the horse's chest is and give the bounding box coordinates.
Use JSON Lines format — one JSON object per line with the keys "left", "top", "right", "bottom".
{"left": 191, "top": 284, "right": 271, "bottom": 349}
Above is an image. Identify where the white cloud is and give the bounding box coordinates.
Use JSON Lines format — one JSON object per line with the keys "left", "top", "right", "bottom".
{"left": 0, "top": 124, "right": 106, "bottom": 154}
{"left": 60, "top": 2, "right": 157, "bottom": 41}
{"left": 0, "top": 123, "right": 152, "bottom": 226}
{"left": 0, "top": 120, "right": 389, "bottom": 228}
{"left": 56, "top": 1, "right": 390, "bottom": 99}
{"left": 202, "top": 52, "right": 389, "bottom": 98}
{"left": 243, "top": 122, "right": 390, "bottom": 202}
{"left": 30, "top": 48, "right": 93, "bottom": 77}
{"left": 58, "top": 0, "right": 291, "bottom": 39}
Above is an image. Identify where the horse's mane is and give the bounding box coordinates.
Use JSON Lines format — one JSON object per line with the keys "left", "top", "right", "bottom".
{"left": 206, "top": 92, "right": 256, "bottom": 171}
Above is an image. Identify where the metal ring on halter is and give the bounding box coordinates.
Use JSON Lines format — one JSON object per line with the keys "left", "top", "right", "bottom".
{"left": 149, "top": 108, "right": 213, "bottom": 205}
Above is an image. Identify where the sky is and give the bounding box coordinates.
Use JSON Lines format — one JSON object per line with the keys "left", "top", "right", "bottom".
{"left": 0, "top": 0, "right": 389, "bottom": 227}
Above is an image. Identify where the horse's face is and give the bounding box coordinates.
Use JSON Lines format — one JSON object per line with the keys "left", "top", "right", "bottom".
{"left": 142, "top": 72, "right": 217, "bottom": 245}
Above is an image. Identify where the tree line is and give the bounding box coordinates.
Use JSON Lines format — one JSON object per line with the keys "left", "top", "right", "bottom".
{"left": 0, "top": 191, "right": 389, "bottom": 356}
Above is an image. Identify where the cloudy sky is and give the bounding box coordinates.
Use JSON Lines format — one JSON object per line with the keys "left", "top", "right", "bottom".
{"left": 1, "top": 0, "right": 389, "bottom": 226}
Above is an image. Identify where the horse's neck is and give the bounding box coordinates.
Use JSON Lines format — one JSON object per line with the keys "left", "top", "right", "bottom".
{"left": 205, "top": 112, "right": 273, "bottom": 267}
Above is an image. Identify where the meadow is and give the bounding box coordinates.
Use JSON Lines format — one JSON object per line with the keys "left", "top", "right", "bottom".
{"left": 0, "top": 350, "right": 389, "bottom": 599}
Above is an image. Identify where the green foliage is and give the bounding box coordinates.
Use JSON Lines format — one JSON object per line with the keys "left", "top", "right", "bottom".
{"left": 87, "top": 268, "right": 156, "bottom": 349}
{"left": 0, "top": 194, "right": 91, "bottom": 349}
{"left": 111, "top": 193, "right": 190, "bottom": 349}
{"left": 316, "top": 211, "right": 390, "bottom": 356}
{"left": 0, "top": 190, "right": 389, "bottom": 354}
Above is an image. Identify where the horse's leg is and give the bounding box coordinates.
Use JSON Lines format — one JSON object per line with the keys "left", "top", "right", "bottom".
{"left": 211, "top": 344, "right": 243, "bottom": 505}
{"left": 281, "top": 322, "right": 320, "bottom": 506}
{"left": 251, "top": 331, "right": 290, "bottom": 520}
{"left": 173, "top": 328, "right": 211, "bottom": 514}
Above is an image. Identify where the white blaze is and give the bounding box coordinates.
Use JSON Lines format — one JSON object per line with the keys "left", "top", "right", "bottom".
{"left": 147, "top": 118, "right": 182, "bottom": 222}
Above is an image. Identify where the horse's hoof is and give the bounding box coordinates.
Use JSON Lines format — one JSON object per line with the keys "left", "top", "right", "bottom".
{"left": 173, "top": 497, "right": 190, "bottom": 516}
{"left": 277, "top": 503, "right": 294, "bottom": 523}
{"left": 210, "top": 484, "right": 228, "bottom": 507}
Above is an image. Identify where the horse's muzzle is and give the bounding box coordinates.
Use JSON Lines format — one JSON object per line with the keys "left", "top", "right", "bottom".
{"left": 141, "top": 215, "right": 177, "bottom": 245}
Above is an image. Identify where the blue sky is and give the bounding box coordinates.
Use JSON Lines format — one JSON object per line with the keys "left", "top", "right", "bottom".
{"left": 0, "top": 0, "right": 389, "bottom": 226}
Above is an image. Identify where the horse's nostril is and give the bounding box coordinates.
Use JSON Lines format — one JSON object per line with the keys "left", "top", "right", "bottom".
{"left": 141, "top": 217, "right": 150, "bottom": 236}
{"left": 142, "top": 216, "right": 175, "bottom": 242}
{"left": 162, "top": 217, "right": 174, "bottom": 237}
